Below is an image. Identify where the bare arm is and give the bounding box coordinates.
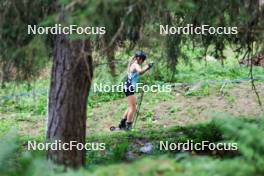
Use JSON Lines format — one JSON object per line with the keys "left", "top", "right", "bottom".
{"left": 133, "top": 63, "right": 150, "bottom": 75}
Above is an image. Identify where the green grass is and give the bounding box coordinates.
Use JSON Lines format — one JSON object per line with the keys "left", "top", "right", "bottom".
{"left": 1, "top": 55, "right": 264, "bottom": 115}
{"left": 0, "top": 51, "right": 264, "bottom": 175}
{"left": 1, "top": 56, "right": 264, "bottom": 137}
{"left": 0, "top": 117, "right": 264, "bottom": 176}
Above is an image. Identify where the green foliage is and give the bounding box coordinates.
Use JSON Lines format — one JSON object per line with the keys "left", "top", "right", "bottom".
{"left": 185, "top": 83, "right": 210, "bottom": 96}
{"left": 219, "top": 118, "right": 264, "bottom": 173}
{"left": 0, "top": 79, "right": 48, "bottom": 115}
{"left": 2, "top": 0, "right": 263, "bottom": 84}
{"left": 88, "top": 92, "right": 124, "bottom": 108}
{"left": 0, "top": 130, "right": 19, "bottom": 175}
{"left": 111, "top": 140, "right": 129, "bottom": 162}
{"left": 0, "top": 1, "right": 264, "bottom": 175}
{"left": 0, "top": 0, "right": 53, "bottom": 83}
{"left": 0, "top": 117, "right": 264, "bottom": 175}
{"left": 1, "top": 56, "right": 264, "bottom": 116}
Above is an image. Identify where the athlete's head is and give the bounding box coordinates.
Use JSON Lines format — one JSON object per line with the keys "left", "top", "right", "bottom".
{"left": 135, "top": 51, "right": 146, "bottom": 64}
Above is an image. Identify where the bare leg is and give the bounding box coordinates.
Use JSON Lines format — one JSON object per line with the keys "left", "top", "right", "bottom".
{"left": 127, "top": 95, "right": 137, "bottom": 123}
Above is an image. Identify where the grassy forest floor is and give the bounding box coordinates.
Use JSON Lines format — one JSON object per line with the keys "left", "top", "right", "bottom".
{"left": 1, "top": 80, "right": 263, "bottom": 138}
{"left": 0, "top": 58, "right": 264, "bottom": 175}
{"left": 1, "top": 76, "right": 263, "bottom": 138}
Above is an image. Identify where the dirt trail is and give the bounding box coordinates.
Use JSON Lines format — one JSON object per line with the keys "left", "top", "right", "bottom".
{"left": 12, "top": 82, "right": 264, "bottom": 137}
{"left": 89, "top": 82, "right": 264, "bottom": 134}
{"left": 153, "top": 84, "right": 263, "bottom": 127}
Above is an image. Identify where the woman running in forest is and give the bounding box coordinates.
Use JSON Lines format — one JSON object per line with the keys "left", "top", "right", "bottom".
{"left": 118, "top": 51, "right": 153, "bottom": 130}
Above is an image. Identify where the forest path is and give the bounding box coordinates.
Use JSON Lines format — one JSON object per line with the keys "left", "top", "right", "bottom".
{"left": 7, "top": 82, "right": 263, "bottom": 137}
{"left": 88, "top": 82, "right": 264, "bottom": 134}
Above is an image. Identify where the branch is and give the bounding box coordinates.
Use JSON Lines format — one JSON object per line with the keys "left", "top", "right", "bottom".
{"left": 102, "top": 4, "right": 135, "bottom": 52}
{"left": 248, "top": 45, "right": 263, "bottom": 107}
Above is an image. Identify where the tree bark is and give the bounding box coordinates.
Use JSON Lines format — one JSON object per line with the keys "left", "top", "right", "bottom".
{"left": 0, "top": 60, "right": 12, "bottom": 88}
{"left": 106, "top": 46, "right": 117, "bottom": 77}
{"left": 46, "top": 34, "right": 93, "bottom": 168}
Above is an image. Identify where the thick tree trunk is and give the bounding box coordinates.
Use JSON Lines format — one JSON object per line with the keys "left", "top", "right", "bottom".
{"left": 46, "top": 34, "right": 93, "bottom": 168}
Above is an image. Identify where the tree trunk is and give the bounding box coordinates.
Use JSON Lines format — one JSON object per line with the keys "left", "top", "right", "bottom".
{"left": 0, "top": 60, "right": 12, "bottom": 88}
{"left": 106, "top": 46, "right": 117, "bottom": 77}
{"left": 46, "top": 34, "right": 93, "bottom": 168}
